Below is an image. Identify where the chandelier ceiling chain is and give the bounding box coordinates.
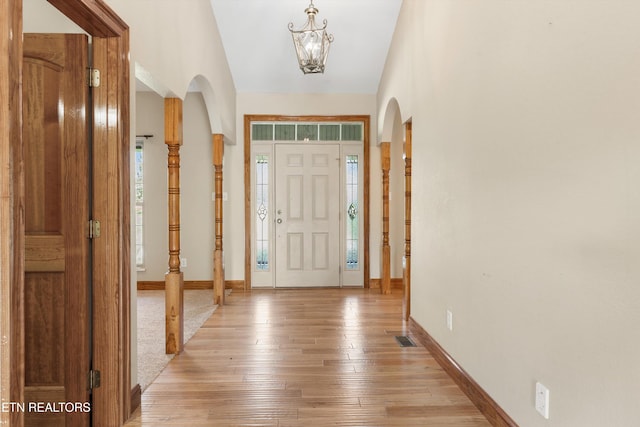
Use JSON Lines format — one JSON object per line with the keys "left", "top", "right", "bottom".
{"left": 288, "top": 0, "right": 334, "bottom": 74}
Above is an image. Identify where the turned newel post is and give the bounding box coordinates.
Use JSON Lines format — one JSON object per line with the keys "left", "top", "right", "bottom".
{"left": 165, "top": 98, "right": 184, "bottom": 354}
{"left": 403, "top": 123, "right": 412, "bottom": 321}
{"left": 381, "top": 142, "right": 391, "bottom": 295}
{"left": 213, "top": 134, "right": 225, "bottom": 305}
{"left": 167, "top": 143, "right": 182, "bottom": 273}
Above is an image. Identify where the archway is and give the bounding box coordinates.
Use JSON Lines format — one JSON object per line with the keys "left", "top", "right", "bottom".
{"left": 380, "top": 98, "right": 412, "bottom": 319}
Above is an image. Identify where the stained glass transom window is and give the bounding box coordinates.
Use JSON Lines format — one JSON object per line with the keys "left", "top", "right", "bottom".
{"left": 341, "top": 124, "right": 362, "bottom": 141}
{"left": 319, "top": 124, "right": 340, "bottom": 140}
{"left": 252, "top": 122, "right": 363, "bottom": 142}
{"left": 296, "top": 124, "right": 318, "bottom": 141}
{"left": 275, "top": 124, "right": 295, "bottom": 140}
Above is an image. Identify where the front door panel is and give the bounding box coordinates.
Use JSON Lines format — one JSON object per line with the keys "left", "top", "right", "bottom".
{"left": 275, "top": 144, "right": 340, "bottom": 287}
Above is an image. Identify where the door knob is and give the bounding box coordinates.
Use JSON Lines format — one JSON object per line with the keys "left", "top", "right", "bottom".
{"left": 277, "top": 218, "right": 283, "bottom": 224}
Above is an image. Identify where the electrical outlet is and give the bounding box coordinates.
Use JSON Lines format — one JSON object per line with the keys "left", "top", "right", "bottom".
{"left": 180, "top": 258, "right": 187, "bottom": 268}
{"left": 446, "top": 310, "right": 453, "bottom": 331}
{"left": 535, "top": 382, "right": 550, "bottom": 419}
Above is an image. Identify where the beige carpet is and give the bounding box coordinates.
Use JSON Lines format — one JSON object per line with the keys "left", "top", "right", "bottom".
{"left": 136, "top": 289, "right": 218, "bottom": 392}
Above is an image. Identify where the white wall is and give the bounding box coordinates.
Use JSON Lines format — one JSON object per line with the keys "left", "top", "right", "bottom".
{"left": 181, "top": 93, "right": 215, "bottom": 280}
{"left": 106, "top": 0, "right": 236, "bottom": 141}
{"left": 378, "top": 1, "right": 640, "bottom": 426}
{"left": 23, "top": 0, "right": 84, "bottom": 32}
{"left": 226, "top": 93, "right": 381, "bottom": 281}
{"left": 136, "top": 92, "right": 214, "bottom": 281}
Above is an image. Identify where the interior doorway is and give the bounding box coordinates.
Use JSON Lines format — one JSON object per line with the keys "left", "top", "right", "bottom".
{"left": 4, "top": 1, "right": 132, "bottom": 425}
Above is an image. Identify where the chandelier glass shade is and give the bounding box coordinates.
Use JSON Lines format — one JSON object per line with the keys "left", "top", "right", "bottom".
{"left": 288, "top": 1, "right": 334, "bottom": 74}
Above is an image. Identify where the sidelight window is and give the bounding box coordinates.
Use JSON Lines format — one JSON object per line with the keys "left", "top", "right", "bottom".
{"left": 256, "top": 154, "right": 270, "bottom": 270}
{"left": 345, "top": 155, "right": 359, "bottom": 270}
{"left": 135, "top": 140, "right": 145, "bottom": 269}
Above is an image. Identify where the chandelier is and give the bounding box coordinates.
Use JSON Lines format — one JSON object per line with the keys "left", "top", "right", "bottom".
{"left": 288, "top": 1, "right": 334, "bottom": 74}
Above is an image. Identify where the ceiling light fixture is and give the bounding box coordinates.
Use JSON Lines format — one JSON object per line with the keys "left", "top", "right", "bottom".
{"left": 288, "top": 0, "right": 334, "bottom": 74}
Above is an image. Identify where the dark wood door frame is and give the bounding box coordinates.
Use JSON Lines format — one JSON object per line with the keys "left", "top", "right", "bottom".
{"left": 1, "top": 1, "right": 132, "bottom": 425}
{"left": 1, "top": 2, "right": 24, "bottom": 425}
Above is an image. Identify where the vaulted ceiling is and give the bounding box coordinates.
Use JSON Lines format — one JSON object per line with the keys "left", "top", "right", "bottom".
{"left": 209, "top": 0, "right": 403, "bottom": 94}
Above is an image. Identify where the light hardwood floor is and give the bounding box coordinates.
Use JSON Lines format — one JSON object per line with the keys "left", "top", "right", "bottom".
{"left": 126, "top": 289, "right": 491, "bottom": 426}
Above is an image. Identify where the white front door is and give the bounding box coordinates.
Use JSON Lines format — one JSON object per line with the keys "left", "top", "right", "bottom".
{"left": 274, "top": 143, "right": 340, "bottom": 287}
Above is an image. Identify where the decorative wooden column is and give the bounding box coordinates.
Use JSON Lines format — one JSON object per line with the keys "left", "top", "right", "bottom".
{"left": 403, "top": 123, "right": 412, "bottom": 321}
{"left": 213, "top": 134, "right": 225, "bottom": 305}
{"left": 165, "top": 98, "right": 184, "bottom": 354}
{"left": 381, "top": 142, "right": 392, "bottom": 295}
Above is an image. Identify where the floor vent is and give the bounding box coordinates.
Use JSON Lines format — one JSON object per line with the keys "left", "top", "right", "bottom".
{"left": 395, "top": 335, "right": 417, "bottom": 347}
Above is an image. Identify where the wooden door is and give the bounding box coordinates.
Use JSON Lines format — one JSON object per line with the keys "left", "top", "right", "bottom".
{"left": 274, "top": 143, "right": 340, "bottom": 287}
{"left": 23, "top": 33, "right": 91, "bottom": 427}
